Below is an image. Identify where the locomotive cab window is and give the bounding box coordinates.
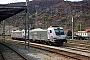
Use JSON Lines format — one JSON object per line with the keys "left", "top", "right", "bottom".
{"left": 50, "top": 30, "right": 52, "bottom": 33}
{"left": 54, "top": 28, "right": 64, "bottom": 35}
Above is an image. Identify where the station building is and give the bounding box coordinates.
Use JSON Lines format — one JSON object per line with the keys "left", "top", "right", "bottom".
{"left": 76, "top": 29, "right": 90, "bottom": 38}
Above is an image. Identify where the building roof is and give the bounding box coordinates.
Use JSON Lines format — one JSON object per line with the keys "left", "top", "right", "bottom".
{"left": 85, "top": 29, "right": 90, "bottom": 32}
{"left": 0, "top": 4, "right": 26, "bottom": 21}
{"left": 78, "top": 29, "right": 90, "bottom": 33}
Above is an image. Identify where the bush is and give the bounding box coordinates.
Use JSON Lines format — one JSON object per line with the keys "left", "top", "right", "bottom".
{"left": 77, "top": 36, "right": 86, "bottom": 40}
{"left": 67, "top": 30, "right": 72, "bottom": 36}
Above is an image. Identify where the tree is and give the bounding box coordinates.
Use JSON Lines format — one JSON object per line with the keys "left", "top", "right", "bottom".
{"left": 77, "top": 24, "right": 80, "bottom": 31}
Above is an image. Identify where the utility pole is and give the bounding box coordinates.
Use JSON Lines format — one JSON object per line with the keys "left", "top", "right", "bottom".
{"left": 35, "top": 5, "right": 39, "bottom": 28}
{"left": 2, "top": 20, "right": 5, "bottom": 42}
{"left": 80, "top": 24, "right": 81, "bottom": 31}
{"left": 25, "top": 0, "right": 30, "bottom": 49}
{"left": 35, "top": 5, "right": 38, "bottom": 28}
{"left": 72, "top": 16, "right": 74, "bottom": 39}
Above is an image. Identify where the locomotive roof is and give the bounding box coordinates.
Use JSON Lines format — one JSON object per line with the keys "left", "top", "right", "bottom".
{"left": 12, "top": 30, "right": 22, "bottom": 32}
{"left": 31, "top": 28, "right": 47, "bottom": 31}
{"left": 49, "top": 26, "right": 63, "bottom": 29}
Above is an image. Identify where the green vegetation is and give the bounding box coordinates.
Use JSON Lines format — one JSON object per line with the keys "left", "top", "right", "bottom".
{"left": 0, "top": 36, "right": 11, "bottom": 39}
{"left": 76, "top": 24, "right": 81, "bottom": 31}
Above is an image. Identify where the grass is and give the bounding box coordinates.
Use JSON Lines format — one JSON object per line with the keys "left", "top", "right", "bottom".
{"left": 0, "top": 35, "right": 11, "bottom": 39}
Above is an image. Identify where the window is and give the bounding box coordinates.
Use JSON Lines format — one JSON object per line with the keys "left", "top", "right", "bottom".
{"left": 50, "top": 30, "right": 52, "bottom": 33}
{"left": 85, "top": 33, "right": 86, "bottom": 35}
{"left": 54, "top": 28, "right": 64, "bottom": 35}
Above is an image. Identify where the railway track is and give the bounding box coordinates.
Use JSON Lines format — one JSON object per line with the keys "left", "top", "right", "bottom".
{"left": 67, "top": 39, "right": 90, "bottom": 48}
{"left": 14, "top": 39, "right": 90, "bottom": 60}
{"left": 66, "top": 39, "right": 90, "bottom": 52}
{"left": 0, "top": 43, "right": 29, "bottom": 60}
{"left": 2, "top": 39, "right": 90, "bottom": 60}
{"left": 0, "top": 51, "right": 6, "bottom": 60}
{"left": 30, "top": 43, "right": 90, "bottom": 60}
{"left": 64, "top": 45, "right": 90, "bottom": 53}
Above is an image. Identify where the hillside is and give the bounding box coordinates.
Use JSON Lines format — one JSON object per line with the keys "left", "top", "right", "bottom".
{"left": 1, "top": 0, "right": 90, "bottom": 32}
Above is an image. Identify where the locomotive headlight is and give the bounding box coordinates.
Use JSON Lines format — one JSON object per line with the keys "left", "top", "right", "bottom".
{"left": 53, "top": 38, "right": 57, "bottom": 40}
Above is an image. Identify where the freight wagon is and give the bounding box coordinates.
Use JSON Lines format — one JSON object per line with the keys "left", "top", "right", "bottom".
{"left": 11, "top": 29, "right": 28, "bottom": 39}
{"left": 11, "top": 30, "right": 22, "bottom": 39}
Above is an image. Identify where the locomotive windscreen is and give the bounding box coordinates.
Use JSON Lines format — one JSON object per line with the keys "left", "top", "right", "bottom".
{"left": 54, "top": 28, "right": 64, "bottom": 35}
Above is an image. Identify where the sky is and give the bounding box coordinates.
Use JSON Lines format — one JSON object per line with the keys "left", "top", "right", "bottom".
{"left": 0, "top": 0, "right": 82, "bottom": 4}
